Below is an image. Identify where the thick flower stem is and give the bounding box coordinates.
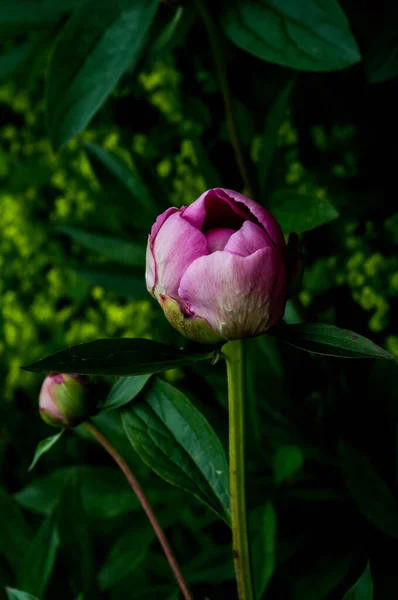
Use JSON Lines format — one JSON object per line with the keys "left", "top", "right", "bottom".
{"left": 83, "top": 421, "right": 194, "bottom": 600}
{"left": 223, "top": 340, "right": 254, "bottom": 600}
{"left": 194, "top": 0, "right": 255, "bottom": 200}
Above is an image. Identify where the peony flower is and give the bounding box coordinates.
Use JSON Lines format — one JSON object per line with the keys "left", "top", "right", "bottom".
{"left": 39, "top": 373, "right": 92, "bottom": 428}
{"left": 146, "top": 188, "right": 288, "bottom": 343}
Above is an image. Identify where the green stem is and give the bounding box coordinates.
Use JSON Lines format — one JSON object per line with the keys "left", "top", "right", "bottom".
{"left": 223, "top": 340, "right": 254, "bottom": 600}
{"left": 83, "top": 421, "right": 194, "bottom": 600}
{"left": 194, "top": 0, "right": 255, "bottom": 200}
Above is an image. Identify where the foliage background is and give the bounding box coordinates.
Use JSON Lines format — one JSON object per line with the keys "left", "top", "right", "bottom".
{"left": 0, "top": 1, "right": 397, "bottom": 599}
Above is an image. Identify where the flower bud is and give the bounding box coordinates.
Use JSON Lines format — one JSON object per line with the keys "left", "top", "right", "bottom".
{"left": 146, "top": 188, "right": 291, "bottom": 343}
{"left": 39, "top": 373, "right": 93, "bottom": 428}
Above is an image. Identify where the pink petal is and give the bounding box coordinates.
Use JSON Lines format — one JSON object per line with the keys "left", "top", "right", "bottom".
{"left": 178, "top": 247, "right": 287, "bottom": 339}
{"left": 224, "top": 221, "right": 273, "bottom": 257}
{"left": 205, "top": 228, "right": 235, "bottom": 252}
{"left": 182, "top": 188, "right": 253, "bottom": 231}
{"left": 150, "top": 207, "right": 179, "bottom": 241}
{"left": 145, "top": 235, "right": 156, "bottom": 295}
{"left": 153, "top": 212, "right": 208, "bottom": 299}
{"left": 222, "top": 188, "right": 285, "bottom": 248}
{"left": 39, "top": 377, "right": 63, "bottom": 419}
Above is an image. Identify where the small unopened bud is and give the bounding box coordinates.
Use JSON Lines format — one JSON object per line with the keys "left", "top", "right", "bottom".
{"left": 39, "top": 373, "right": 93, "bottom": 428}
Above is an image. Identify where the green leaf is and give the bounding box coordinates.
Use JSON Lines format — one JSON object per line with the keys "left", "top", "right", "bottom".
{"left": 122, "top": 378, "right": 231, "bottom": 522}
{"left": 17, "top": 517, "right": 59, "bottom": 597}
{"left": 71, "top": 263, "right": 147, "bottom": 300}
{"left": 222, "top": 0, "right": 361, "bottom": 72}
{"left": 98, "top": 523, "right": 154, "bottom": 590}
{"left": 29, "top": 431, "right": 64, "bottom": 471}
{"left": 0, "top": 42, "right": 34, "bottom": 79}
{"left": 184, "top": 546, "right": 234, "bottom": 583}
{"left": 343, "top": 563, "right": 373, "bottom": 600}
{"left": 270, "top": 323, "right": 397, "bottom": 360}
{"left": 78, "top": 410, "right": 141, "bottom": 465}
{"left": 339, "top": 440, "right": 398, "bottom": 539}
{"left": 46, "top": 0, "right": 159, "bottom": 149}
{"left": 14, "top": 467, "right": 139, "bottom": 517}
{"left": 60, "top": 225, "right": 146, "bottom": 266}
{"left": 258, "top": 76, "right": 296, "bottom": 193}
{"left": 250, "top": 503, "right": 277, "bottom": 599}
{"left": 0, "top": 489, "right": 32, "bottom": 571}
{"left": 365, "top": 19, "right": 398, "bottom": 84}
{"left": 269, "top": 190, "right": 339, "bottom": 234}
{"left": 272, "top": 445, "right": 304, "bottom": 484}
{"left": 0, "top": 1, "right": 79, "bottom": 34}
{"left": 56, "top": 470, "right": 97, "bottom": 598}
{"left": 6, "top": 590, "right": 38, "bottom": 600}
{"left": 84, "top": 142, "right": 157, "bottom": 218}
{"left": 147, "top": 5, "right": 195, "bottom": 63}
{"left": 291, "top": 551, "right": 358, "bottom": 600}
{"left": 101, "top": 375, "right": 152, "bottom": 411}
{"left": 22, "top": 338, "right": 215, "bottom": 376}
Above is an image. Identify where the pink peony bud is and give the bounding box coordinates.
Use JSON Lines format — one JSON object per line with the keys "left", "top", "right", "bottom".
{"left": 39, "top": 373, "right": 93, "bottom": 428}
{"left": 146, "top": 188, "right": 289, "bottom": 343}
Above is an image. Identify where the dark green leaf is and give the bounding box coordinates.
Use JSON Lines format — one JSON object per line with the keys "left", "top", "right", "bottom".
{"left": 6, "top": 590, "right": 38, "bottom": 600}
{"left": 101, "top": 375, "right": 152, "bottom": 411}
{"left": 269, "top": 190, "right": 339, "bottom": 234}
{"left": 98, "top": 523, "right": 153, "bottom": 590}
{"left": 184, "top": 546, "right": 233, "bottom": 583}
{"left": 339, "top": 440, "right": 398, "bottom": 539}
{"left": 343, "top": 563, "right": 373, "bottom": 600}
{"left": 258, "top": 76, "right": 296, "bottom": 193}
{"left": 291, "top": 551, "right": 358, "bottom": 599}
{"left": 222, "top": 0, "right": 361, "bottom": 72}
{"left": 122, "top": 378, "right": 231, "bottom": 522}
{"left": 15, "top": 467, "right": 139, "bottom": 517}
{"left": 17, "top": 517, "right": 59, "bottom": 597}
{"left": 46, "top": 0, "right": 158, "bottom": 149}
{"left": 84, "top": 142, "right": 157, "bottom": 218}
{"left": 22, "top": 338, "right": 215, "bottom": 376}
{"left": 28, "top": 431, "right": 64, "bottom": 471}
{"left": 71, "top": 263, "right": 147, "bottom": 300}
{"left": 365, "top": 17, "right": 398, "bottom": 84}
{"left": 0, "top": 1, "right": 79, "bottom": 34}
{"left": 146, "top": 5, "right": 195, "bottom": 63}
{"left": 60, "top": 225, "right": 146, "bottom": 266}
{"left": 272, "top": 445, "right": 304, "bottom": 484}
{"left": 270, "top": 323, "right": 396, "bottom": 360}
{"left": 0, "top": 489, "right": 32, "bottom": 571}
{"left": 77, "top": 410, "right": 141, "bottom": 465}
{"left": 250, "top": 503, "right": 277, "bottom": 598}
{"left": 0, "top": 42, "right": 34, "bottom": 79}
{"left": 56, "top": 470, "right": 97, "bottom": 598}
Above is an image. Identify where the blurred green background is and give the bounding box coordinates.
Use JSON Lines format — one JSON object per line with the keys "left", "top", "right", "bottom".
{"left": 1, "top": 1, "right": 398, "bottom": 599}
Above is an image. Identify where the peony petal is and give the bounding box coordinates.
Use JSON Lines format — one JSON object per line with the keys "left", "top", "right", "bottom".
{"left": 150, "top": 206, "right": 179, "bottom": 241}
{"left": 224, "top": 221, "right": 273, "bottom": 257}
{"left": 222, "top": 188, "right": 286, "bottom": 248}
{"left": 145, "top": 235, "right": 156, "bottom": 295}
{"left": 180, "top": 190, "right": 208, "bottom": 229}
{"left": 178, "top": 247, "right": 286, "bottom": 339}
{"left": 205, "top": 228, "right": 235, "bottom": 252}
{"left": 153, "top": 212, "right": 208, "bottom": 299}
{"left": 182, "top": 188, "right": 253, "bottom": 231}
{"left": 39, "top": 377, "right": 63, "bottom": 419}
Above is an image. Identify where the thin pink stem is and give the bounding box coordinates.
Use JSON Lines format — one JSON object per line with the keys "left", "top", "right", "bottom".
{"left": 84, "top": 421, "right": 194, "bottom": 600}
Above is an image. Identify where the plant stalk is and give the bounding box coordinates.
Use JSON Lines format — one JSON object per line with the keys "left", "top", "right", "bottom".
{"left": 83, "top": 421, "right": 194, "bottom": 600}
{"left": 223, "top": 340, "right": 254, "bottom": 600}
{"left": 194, "top": 0, "right": 255, "bottom": 200}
